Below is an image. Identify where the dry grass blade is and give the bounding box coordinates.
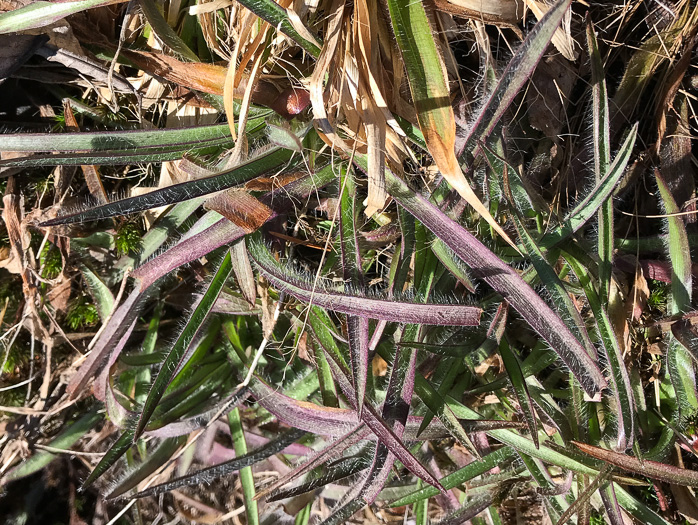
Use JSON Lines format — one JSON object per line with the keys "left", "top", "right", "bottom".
{"left": 386, "top": 0, "right": 516, "bottom": 248}
{"left": 572, "top": 441, "right": 698, "bottom": 487}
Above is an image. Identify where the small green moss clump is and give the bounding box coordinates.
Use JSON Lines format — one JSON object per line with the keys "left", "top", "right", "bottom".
{"left": 65, "top": 296, "right": 100, "bottom": 330}
{"left": 40, "top": 244, "right": 63, "bottom": 279}
{"left": 115, "top": 222, "right": 143, "bottom": 256}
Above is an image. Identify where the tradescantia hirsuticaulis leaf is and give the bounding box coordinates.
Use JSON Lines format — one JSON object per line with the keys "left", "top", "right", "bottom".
{"left": 248, "top": 233, "right": 482, "bottom": 327}
{"left": 384, "top": 171, "right": 608, "bottom": 398}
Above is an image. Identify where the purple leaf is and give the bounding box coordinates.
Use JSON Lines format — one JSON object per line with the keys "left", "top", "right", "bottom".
{"left": 573, "top": 441, "right": 698, "bottom": 486}
{"left": 248, "top": 237, "right": 481, "bottom": 326}
{"left": 256, "top": 424, "right": 371, "bottom": 501}
{"left": 347, "top": 316, "right": 370, "bottom": 417}
{"left": 323, "top": 349, "right": 446, "bottom": 493}
{"left": 133, "top": 217, "right": 245, "bottom": 290}
{"left": 384, "top": 172, "right": 608, "bottom": 398}
{"left": 67, "top": 289, "right": 145, "bottom": 399}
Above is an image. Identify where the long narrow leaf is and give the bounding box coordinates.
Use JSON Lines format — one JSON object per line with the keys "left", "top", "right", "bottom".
{"left": 461, "top": 0, "right": 572, "bottom": 157}
{"left": 128, "top": 428, "right": 307, "bottom": 500}
{"left": 2, "top": 123, "right": 234, "bottom": 152}
{"left": 564, "top": 255, "right": 635, "bottom": 451}
{"left": 540, "top": 124, "right": 638, "bottom": 248}
{"left": 322, "top": 347, "right": 445, "bottom": 492}
{"left": 384, "top": 171, "right": 608, "bottom": 397}
{"left": 385, "top": 0, "right": 515, "bottom": 246}
{"left": 339, "top": 169, "right": 369, "bottom": 415}
{"left": 249, "top": 234, "right": 481, "bottom": 326}
{"left": 238, "top": 0, "right": 321, "bottom": 57}
{"left": 573, "top": 441, "right": 698, "bottom": 486}
{"left": 106, "top": 436, "right": 186, "bottom": 500}
{"left": 499, "top": 338, "right": 539, "bottom": 449}
{"left": 0, "top": 0, "right": 128, "bottom": 34}
{"left": 256, "top": 424, "right": 370, "bottom": 501}
{"left": 655, "top": 168, "right": 698, "bottom": 420}
{"left": 485, "top": 146, "right": 598, "bottom": 359}
{"left": 41, "top": 146, "right": 296, "bottom": 226}
{"left": 133, "top": 251, "right": 233, "bottom": 440}
{"left": 389, "top": 446, "right": 516, "bottom": 507}
{"left": 587, "top": 19, "right": 613, "bottom": 303}
{"left": 228, "top": 407, "right": 259, "bottom": 525}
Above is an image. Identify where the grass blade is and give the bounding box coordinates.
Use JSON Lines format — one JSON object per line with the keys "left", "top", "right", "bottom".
{"left": 540, "top": 124, "right": 638, "bottom": 248}
{"left": 249, "top": 235, "right": 481, "bottom": 326}
{"left": 1, "top": 123, "right": 234, "bottom": 152}
{"left": 237, "top": 0, "right": 321, "bottom": 58}
{"left": 339, "top": 168, "right": 369, "bottom": 415}
{"left": 256, "top": 425, "right": 370, "bottom": 501}
{"left": 587, "top": 19, "right": 613, "bottom": 303}
{"left": 228, "top": 407, "right": 259, "bottom": 525}
{"left": 564, "top": 254, "right": 635, "bottom": 451}
{"left": 385, "top": 0, "right": 514, "bottom": 246}
{"left": 499, "top": 337, "right": 539, "bottom": 449}
{"left": 0, "top": 0, "right": 128, "bottom": 34}
{"left": 130, "top": 428, "right": 307, "bottom": 500}
{"left": 485, "top": 145, "right": 597, "bottom": 359}
{"left": 655, "top": 169, "right": 693, "bottom": 313}
{"left": 106, "top": 436, "right": 186, "bottom": 500}
{"left": 461, "top": 0, "right": 572, "bottom": 158}
{"left": 133, "top": 251, "right": 233, "bottom": 440}
{"left": 81, "top": 425, "right": 135, "bottom": 489}
{"left": 322, "top": 346, "right": 445, "bottom": 492}
{"left": 655, "top": 168, "right": 698, "bottom": 422}
{"left": 389, "top": 446, "right": 516, "bottom": 507}
{"left": 573, "top": 441, "right": 698, "bottom": 486}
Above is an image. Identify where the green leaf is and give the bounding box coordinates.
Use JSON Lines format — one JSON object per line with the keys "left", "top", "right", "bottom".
{"left": 235, "top": 0, "right": 321, "bottom": 58}
{"left": 540, "top": 124, "right": 638, "bottom": 248}
{"left": 462, "top": 0, "right": 573, "bottom": 158}
{"left": 499, "top": 338, "right": 539, "bottom": 449}
{"left": 134, "top": 251, "right": 233, "bottom": 440}
{"left": 0, "top": 0, "right": 128, "bottom": 34}
{"left": 229, "top": 407, "right": 259, "bottom": 525}
{"left": 78, "top": 263, "right": 115, "bottom": 321}
{"left": 587, "top": 19, "right": 613, "bottom": 303}
{"left": 1, "top": 123, "right": 234, "bottom": 153}
{"left": 139, "top": 0, "right": 198, "bottom": 61}
{"left": 485, "top": 145, "right": 597, "bottom": 361}
{"left": 106, "top": 436, "right": 186, "bottom": 500}
{"left": 655, "top": 168, "right": 698, "bottom": 422}
{"left": 655, "top": 170, "right": 693, "bottom": 313}
{"left": 384, "top": 0, "right": 514, "bottom": 246}
{"left": 388, "top": 446, "right": 516, "bottom": 507}
{"left": 42, "top": 146, "right": 296, "bottom": 226}
{"left": 82, "top": 424, "right": 135, "bottom": 489}
{"left": 564, "top": 254, "right": 635, "bottom": 451}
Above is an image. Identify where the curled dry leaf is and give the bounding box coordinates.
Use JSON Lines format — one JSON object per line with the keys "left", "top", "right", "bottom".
{"left": 433, "top": 0, "right": 524, "bottom": 26}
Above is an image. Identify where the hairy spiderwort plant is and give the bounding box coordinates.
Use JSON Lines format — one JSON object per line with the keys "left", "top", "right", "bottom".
{"left": 1, "top": 0, "right": 697, "bottom": 524}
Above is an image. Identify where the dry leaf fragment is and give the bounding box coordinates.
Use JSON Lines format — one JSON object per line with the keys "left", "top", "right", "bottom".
{"left": 204, "top": 190, "right": 274, "bottom": 233}
{"left": 433, "top": 0, "right": 523, "bottom": 26}
{"left": 524, "top": 0, "right": 577, "bottom": 60}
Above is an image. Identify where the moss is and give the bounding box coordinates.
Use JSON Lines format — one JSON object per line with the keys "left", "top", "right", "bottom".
{"left": 647, "top": 279, "right": 670, "bottom": 313}
{"left": 114, "top": 221, "right": 143, "bottom": 257}
{"left": 65, "top": 296, "right": 100, "bottom": 331}
{"left": 40, "top": 243, "right": 62, "bottom": 280}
